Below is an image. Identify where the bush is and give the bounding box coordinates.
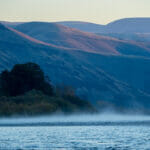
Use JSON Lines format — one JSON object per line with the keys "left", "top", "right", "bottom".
{"left": 0, "top": 90, "right": 96, "bottom": 116}
{"left": 0, "top": 62, "right": 96, "bottom": 116}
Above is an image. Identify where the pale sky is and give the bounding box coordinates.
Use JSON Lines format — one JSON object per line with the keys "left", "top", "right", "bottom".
{"left": 0, "top": 0, "right": 150, "bottom": 24}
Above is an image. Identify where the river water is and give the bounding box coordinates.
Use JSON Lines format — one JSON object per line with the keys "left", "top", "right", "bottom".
{"left": 0, "top": 115, "right": 150, "bottom": 150}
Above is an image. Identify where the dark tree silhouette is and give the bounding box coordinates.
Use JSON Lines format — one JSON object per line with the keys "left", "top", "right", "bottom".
{"left": 0, "top": 62, "right": 96, "bottom": 116}
{"left": 0, "top": 63, "right": 53, "bottom": 96}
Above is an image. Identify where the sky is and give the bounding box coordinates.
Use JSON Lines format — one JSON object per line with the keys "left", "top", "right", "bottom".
{"left": 0, "top": 0, "right": 150, "bottom": 24}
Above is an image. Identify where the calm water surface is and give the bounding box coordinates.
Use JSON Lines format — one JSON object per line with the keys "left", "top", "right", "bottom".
{"left": 0, "top": 125, "right": 150, "bottom": 150}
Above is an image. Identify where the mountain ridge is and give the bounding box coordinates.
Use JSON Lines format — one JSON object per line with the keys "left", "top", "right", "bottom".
{"left": 14, "top": 21, "right": 150, "bottom": 57}
{"left": 58, "top": 18, "right": 150, "bottom": 33}
{"left": 1, "top": 22, "right": 150, "bottom": 112}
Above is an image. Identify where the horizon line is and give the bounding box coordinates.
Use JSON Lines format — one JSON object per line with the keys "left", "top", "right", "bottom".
{"left": 1, "top": 17, "right": 150, "bottom": 26}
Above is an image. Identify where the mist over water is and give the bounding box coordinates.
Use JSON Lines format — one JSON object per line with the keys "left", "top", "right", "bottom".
{"left": 0, "top": 114, "right": 150, "bottom": 149}
{"left": 0, "top": 114, "right": 150, "bottom": 150}
{"left": 1, "top": 113, "right": 150, "bottom": 126}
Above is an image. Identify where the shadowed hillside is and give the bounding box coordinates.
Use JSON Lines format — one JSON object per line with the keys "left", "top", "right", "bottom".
{"left": 1, "top": 23, "right": 150, "bottom": 113}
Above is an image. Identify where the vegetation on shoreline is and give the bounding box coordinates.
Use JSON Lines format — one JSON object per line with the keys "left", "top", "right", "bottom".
{"left": 0, "top": 63, "right": 96, "bottom": 116}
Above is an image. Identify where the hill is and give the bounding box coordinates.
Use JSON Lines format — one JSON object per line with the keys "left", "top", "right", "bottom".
{"left": 14, "top": 22, "right": 119, "bottom": 55}
{"left": 58, "top": 18, "right": 150, "bottom": 34}
{"left": 1, "top": 23, "right": 150, "bottom": 113}
{"left": 0, "top": 21, "right": 23, "bottom": 28}
{"left": 14, "top": 22, "right": 150, "bottom": 57}
{"left": 58, "top": 21, "right": 105, "bottom": 33}
{"left": 3, "top": 18, "right": 150, "bottom": 34}
{"left": 97, "top": 33, "right": 150, "bottom": 43}
{"left": 3, "top": 18, "right": 150, "bottom": 43}
{"left": 106, "top": 18, "right": 150, "bottom": 33}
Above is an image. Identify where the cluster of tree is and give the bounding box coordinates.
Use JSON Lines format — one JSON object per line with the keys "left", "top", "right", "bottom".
{"left": 0, "top": 63, "right": 95, "bottom": 116}
{"left": 0, "top": 63, "right": 53, "bottom": 96}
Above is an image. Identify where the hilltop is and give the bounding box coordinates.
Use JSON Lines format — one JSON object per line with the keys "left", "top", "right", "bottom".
{"left": 14, "top": 22, "right": 150, "bottom": 57}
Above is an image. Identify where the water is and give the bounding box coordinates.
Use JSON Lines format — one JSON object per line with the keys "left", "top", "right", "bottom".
{"left": 0, "top": 115, "right": 150, "bottom": 150}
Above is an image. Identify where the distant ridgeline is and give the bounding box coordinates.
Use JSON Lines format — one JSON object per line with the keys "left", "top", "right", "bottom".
{"left": 0, "top": 63, "right": 95, "bottom": 116}
{"left": 1, "top": 21, "right": 150, "bottom": 114}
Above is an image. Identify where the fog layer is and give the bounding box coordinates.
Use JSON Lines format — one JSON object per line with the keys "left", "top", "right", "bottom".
{"left": 1, "top": 113, "right": 150, "bottom": 125}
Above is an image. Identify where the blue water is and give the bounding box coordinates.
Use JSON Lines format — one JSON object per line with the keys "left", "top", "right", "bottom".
{"left": 0, "top": 125, "right": 150, "bottom": 150}
{"left": 0, "top": 115, "right": 150, "bottom": 150}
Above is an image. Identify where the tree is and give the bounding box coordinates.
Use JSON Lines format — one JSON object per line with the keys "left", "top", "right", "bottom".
{"left": 55, "top": 84, "right": 75, "bottom": 97}
{"left": 0, "top": 62, "right": 53, "bottom": 96}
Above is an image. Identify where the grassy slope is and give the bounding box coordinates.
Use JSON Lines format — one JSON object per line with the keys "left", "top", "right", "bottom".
{"left": 14, "top": 22, "right": 150, "bottom": 57}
